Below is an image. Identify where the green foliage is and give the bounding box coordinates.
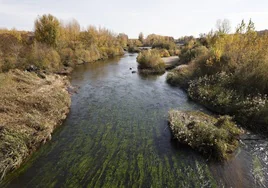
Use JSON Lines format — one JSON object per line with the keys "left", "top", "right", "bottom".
{"left": 34, "top": 14, "right": 60, "bottom": 47}
{"left": 169, "top": 110, "right": 242, "bottom": 160}
{"left": 179, "top": 41, "right": 208, "bottom": 63}
{"left": 137, "top": 50, "right": 165, "bottom": 74}
{"left": 167, "top": 65, "right": 195, "bottom": 88}
{"left": 188, "top": 73, "right": 268, "bottom": 133}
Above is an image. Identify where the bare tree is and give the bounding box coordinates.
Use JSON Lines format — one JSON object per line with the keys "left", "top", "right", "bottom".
{"left": 216, "top": 19, "right": 231, "bottom": 34}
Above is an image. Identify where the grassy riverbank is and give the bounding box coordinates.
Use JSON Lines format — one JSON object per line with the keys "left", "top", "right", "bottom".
{"left": 0, "top": 69, "right": 71, "bottom": 181}
{"left": 0, "top": 13, "right": 128, "bottom": 181}
{"left": 167, "top": 20, "right": 268, "bottom": 134}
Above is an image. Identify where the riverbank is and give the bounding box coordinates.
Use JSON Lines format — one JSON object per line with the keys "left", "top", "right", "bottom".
{"left": 167, "top": 69, "right": 268, "bottom": 135}
{"left": 0, "top": 69, "right": 71, "bottom": 181}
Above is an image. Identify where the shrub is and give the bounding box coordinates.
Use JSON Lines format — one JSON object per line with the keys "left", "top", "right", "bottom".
{"left": 152, "top": 40, "right": 176, "bottom": 50}
{"left": 158, "top": 49, "right": 170, "bottom": 57}
{"left": 180, "top": 45, "right": 209, "bottom": 63}
{"left": 166, "top": 64, "right": 195, "bottom": 88}
{"left": 144, "top": 34, "right": 175, "bottom": 47}
{"left": 60, "top": 48, "right": 75, "bottom": 67}
{"left": 75, "top": 49, "right": 92, "bottom": 64}
{"left": 168, "top": 49, "right": 180, "bottom": 56}
{"left": 128, "top": 45, "right": 140, "bottom": 53}
{"left": 100, "top": 46, "right": 124, "bottom": 58}
{"left": 188, "top": 73, "right": 268, "bottom": 133}
{"left": 169, "top": 110, "right": 242, "bottom": 160}
{"left": 28, "top": 43, "right": 61, "bottom": 71}
{"left": 1, "top": 57, "right": 17, "bottom": 72}
{"left": 137, "top": 50, "right": 165, "bottom": 74}
{"left": 188, "top": 73, "right": 237, "bottom": 113}
{"left": 34, "top": 14, "right": 60, "bottom": 47}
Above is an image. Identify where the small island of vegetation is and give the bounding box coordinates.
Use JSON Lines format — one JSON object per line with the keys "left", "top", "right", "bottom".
{"left": 169, "top": 110, "right": 243, "bottom": 160}
{"left": 137, "top": 50, "right": 166, "bottom": 74}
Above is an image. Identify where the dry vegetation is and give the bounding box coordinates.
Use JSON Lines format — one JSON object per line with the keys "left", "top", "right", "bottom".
{"left": 137, "top": 50, "right": 166, "bottom": 74}
{"left": 0, "top": 14, "right": 127, "bottom": 181}
{"left": 167, "top": 20, "right": 268, "bottom": 134}
{"left": 0, "top": 70, "right": 71, "bottom": 180}
{"left": 0, "top": 14, "right": 125, "bottom": 74}
{"left": 169, "top": 110, "right": 242, "bottom": 160}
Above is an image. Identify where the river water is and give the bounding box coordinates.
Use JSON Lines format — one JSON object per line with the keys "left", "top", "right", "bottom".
{"left": 1, "top": 53, "right": 268, "bottom": 187}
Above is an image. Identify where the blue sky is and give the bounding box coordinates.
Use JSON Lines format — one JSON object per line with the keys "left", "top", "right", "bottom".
{"left": 0, "top": 0, "right": 267, "bottom": 38}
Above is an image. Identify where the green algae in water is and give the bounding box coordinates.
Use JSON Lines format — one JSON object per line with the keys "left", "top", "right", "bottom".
{"left": 252, "top": 155, "right": 266, "bottom": 187}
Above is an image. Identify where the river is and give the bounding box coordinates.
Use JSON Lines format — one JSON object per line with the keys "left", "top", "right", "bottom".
{"left": 1, "top": 53, "right": 268, "bottom": 188}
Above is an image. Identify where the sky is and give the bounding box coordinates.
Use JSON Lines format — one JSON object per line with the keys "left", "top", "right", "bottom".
{"left": 0, "top": 0, "right": 267, "bottom": 38}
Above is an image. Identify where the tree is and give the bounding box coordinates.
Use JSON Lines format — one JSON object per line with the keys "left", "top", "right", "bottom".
{"left": 34, "top": 14, "right": 60, "bottom": 46}
{"left": 64, "top": 19, "right": 80, "bottom": 42}
{"left": 59, "top": 19, "right": 81, "bottom": 49}
{"left": 247, "top": 19, "right": 255, "bottom": 32}
{"left": 216, "top": 19, "right": 231, "bottom": 34}
{"left": 118, "top": 33, "right": 128, "bottom": 48}
{"left": 138, "top": 32, "right": 144, "bottom": 44}
{"left": 236, "top": 19, "right": 246, "bottom": 33}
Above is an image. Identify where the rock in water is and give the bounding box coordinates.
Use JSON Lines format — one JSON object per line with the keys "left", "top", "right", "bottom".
{"left": 168, "top": 110, "right": 243, "bottom": 160}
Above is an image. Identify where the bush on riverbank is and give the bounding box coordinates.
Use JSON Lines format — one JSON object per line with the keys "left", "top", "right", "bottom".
{"left": 168, "top": 110, "right": 243, "bottom": 160}
{"left": 127, "top": 45, "right": 141, "bottom": 53}
{"left": 158, "top": 49, "right": 170, "bottom": 57}
{"left": 188, "top": 73, "right": 268, "bottom": 133}
{"left": 167, "top": 20, "right": 268, "bottom": 134}
{"left": 137, "top": 50, "right": 165, "bottom": 74}
{"left": 166, "top": 64, "right": 195, "bottom": 88}
{"left": 0, "top": 69, "right": 71, "bottom": 181}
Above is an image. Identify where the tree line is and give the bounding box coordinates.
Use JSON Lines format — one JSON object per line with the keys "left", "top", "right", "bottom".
{"left": 0, "top": 14, "right": 126, "bottom": 73}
